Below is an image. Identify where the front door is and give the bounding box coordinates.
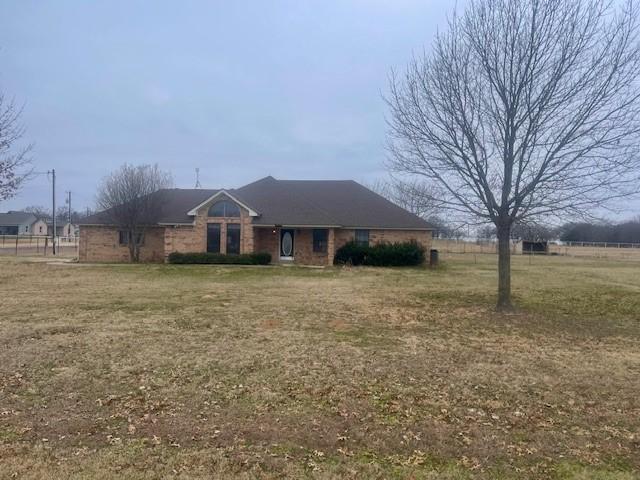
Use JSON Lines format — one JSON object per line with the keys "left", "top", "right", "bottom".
{"left": 280, "top": 229, "right": 294, "bottom": 259}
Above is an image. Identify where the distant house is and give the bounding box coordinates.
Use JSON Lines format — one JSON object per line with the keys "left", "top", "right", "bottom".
{"left": 62, "top": 222, "right": 79, "bottom": 238}
{"left": 47, "top": 221, "right": 79, "bottom": 238}
{"left": 79, "top": 176, "right": 433, "bottom": 265}
{"left": 0, "top": 212, "right": 48, "bottom": 236}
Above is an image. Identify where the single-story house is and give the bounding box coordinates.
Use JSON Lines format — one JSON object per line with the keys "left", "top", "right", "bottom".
{"left": 0, "top": 212, "right": 48, "bottom": 236}
{"left": 79, "top": 176, "right": 433, "bottom": 265}
{"left": 47, "top": 221, "right": 79, "bottom": 238}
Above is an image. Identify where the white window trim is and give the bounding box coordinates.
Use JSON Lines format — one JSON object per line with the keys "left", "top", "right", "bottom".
{"left": 187, "top": 190, "right": 259, "bottom": 217}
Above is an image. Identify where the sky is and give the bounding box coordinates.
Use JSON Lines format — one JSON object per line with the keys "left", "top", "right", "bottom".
{"left": 0, "top": 0, "right": 457, "bottom": 212}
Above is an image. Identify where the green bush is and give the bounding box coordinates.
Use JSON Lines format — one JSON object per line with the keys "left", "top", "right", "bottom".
{"left": 333, "top": 241, "right": 368, "bottom": 266}
{"left": 168, "top": 252, "right": 271, "bottom": 265}
{"left": 333, "top": 240, "right": 425, "bottom": 267}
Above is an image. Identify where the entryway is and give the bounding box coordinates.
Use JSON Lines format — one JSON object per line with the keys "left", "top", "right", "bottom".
{"left": 280, "top": 228, "right": 294, "bottom": 260}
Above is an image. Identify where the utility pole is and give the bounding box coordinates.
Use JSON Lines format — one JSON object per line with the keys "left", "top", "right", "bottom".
{"left": 66, "top": 191, "right": 72, "bottom": 230}
{"left": 49, "top": 169, "right": 56, "bottom": 255}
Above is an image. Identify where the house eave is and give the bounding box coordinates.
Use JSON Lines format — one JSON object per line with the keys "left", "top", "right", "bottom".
{"left": 253, "top": 223, "right": 342, "bottom": 228}
{"left": 340, "top": 226, "right": 434, "bottom": 231}
{"left": 252, "top": 223, "right": 432, "bottom": 230}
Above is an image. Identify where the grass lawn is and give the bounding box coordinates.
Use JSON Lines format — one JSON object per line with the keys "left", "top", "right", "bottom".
{"left": 0, "top": 254, "right": 639, "bottom": 479}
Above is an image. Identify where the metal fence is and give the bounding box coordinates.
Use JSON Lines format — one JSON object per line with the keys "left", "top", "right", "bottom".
{"left": 432, "top": 237, "right": 640, "bottom": 260}
{"left": 559, "top": 241, "right": 640, "bottom": 249}
{"left": 0, "top": 235, "right": 78, "bottom": 257}
{"left": 431, "top": 238, "right": 518, "bottom": 254}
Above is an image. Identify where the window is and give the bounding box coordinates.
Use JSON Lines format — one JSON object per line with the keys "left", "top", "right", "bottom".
{"left": 355, "top": 229, "right": 369, "bottom": 246}
{"left": 226, "top": 224, "right": 241, "bottom": 254}
{"left": 208, "top": 200, "right": 240, "bottom": 218}
{"left": 207, "top": 223, "right": 221, "bottom": 253}
{"left": 313, "top": 229, "right": 328, "bottom": 253}
{"left": 119, "top": 231, "right": 144, "bottom": 246}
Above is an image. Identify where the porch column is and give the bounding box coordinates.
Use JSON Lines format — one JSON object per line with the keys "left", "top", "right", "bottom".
{"left": 242, "top": 216, "right": 254, "bottom": 254}
{"left": 327, "top": 228, "right": 335, "bottom": 266}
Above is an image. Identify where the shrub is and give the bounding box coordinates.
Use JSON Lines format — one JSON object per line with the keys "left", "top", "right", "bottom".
{"left": 168, "top": 252, "right": 271, "bottom": 265}
{"left": 333, "top": 240, "right": 425, "bottom": 267}
{"left": 333, "top": 241, "right": 369, "bottom": 266}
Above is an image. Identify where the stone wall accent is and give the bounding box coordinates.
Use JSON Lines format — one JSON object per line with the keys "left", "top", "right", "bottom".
{"left": 79, "top": 226, "right": 166, "bottom": 262}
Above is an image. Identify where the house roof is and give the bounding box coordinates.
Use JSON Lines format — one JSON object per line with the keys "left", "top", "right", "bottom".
{"left": 81, "top": 177, "right": 432, "bottom": 230}
{"left": 0, "top": 211, "right": 38, "bottom": 226}
{"left": 81, "top": 189, "right": 220, "bottom": 225}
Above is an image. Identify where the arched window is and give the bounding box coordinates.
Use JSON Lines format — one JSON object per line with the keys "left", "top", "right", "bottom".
{"left": 208, "top": 200, "right": 241, "bottom": 217}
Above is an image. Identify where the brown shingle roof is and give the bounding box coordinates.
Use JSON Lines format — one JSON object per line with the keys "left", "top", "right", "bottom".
{"left": 81, "top": 177, "right": 432, "bottom": 230}
{"left": 81, "top": 189, "right": 219, "bottom": 225}
{"left": 234, "top": 176, "right": 431, "bottom": 229}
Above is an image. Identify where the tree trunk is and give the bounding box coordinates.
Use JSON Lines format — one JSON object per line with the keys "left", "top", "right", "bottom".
{"left": 496, "top": 224, "right": 513, "bottom": 311}
{"left": 128, "top": 234, "right": 136, "bottom": 263}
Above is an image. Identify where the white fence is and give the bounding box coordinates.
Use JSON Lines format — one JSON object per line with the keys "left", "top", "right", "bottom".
{"left": 433, "top": 237, "right": 640, "bottom": 260}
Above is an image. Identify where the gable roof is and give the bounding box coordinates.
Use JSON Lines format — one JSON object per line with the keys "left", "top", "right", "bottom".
{"left": 186, "top": 190, "right": 260, "bottom": 217}
{"left": 0, "top": 211, "right": 38, "bottom": 226}
{"left": 80, "top": 176, "right": 432, "bottom": 230}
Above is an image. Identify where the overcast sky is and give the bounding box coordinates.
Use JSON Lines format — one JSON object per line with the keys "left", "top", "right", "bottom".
{"left": 1, "top": 0, "right": 458, "bottom": 212}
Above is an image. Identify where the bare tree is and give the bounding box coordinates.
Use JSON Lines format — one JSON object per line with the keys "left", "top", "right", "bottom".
{"left": 369, "top": 178, "right": 463, "bottom": 238}
{"left": 0, "top": 94, "right": 32, "bottom": 201}
{"left": 24, "top": 205, "right": 83, "bottom": 223}
{"left": 369, "top": 177, "right": 440, "bottom": 219}
{"left": 23, "top": 205, "right": 51, "bottom": 219}
{"left": 387, "top": 0, "right": 640, "bottom": 310}
{"left": 510, "top": 221, "right": 557, "bottom": 242}
{"left": 96, "top": 164, "right": 173, "bottom": 262}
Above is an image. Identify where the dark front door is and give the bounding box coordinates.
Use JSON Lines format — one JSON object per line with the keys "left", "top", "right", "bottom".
{"left": 226, "top": 224, "right": 241, "bottom": 255}
{"left": 207, "top": 223, "right": 221, "bottom": 253}
{"left": 280, "top": 229, "right": 294, "bottom": 258}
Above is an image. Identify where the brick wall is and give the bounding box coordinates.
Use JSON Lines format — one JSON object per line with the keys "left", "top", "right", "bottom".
{"left": 254, "top": 227, "right": 432, "bottom": 265}
{"left": 254, "top": 226, "right": 279, "bottom": 261}
{"left": 292, "top": 229, "right": 330, "bottom": 266}
{"left": 163, "top": 197, "right": 254, "bottom": 258}
{"left": 79, "top": 226, "right": 166, "bottom": 262}
{"left": 254, "top": 227, "right": 332, "bottom": 266}
{"left": 164, "top": 224, "right": 203, "bottom": 256}
{"left": 335, "top": 228, "right": 432, "bottom": 252}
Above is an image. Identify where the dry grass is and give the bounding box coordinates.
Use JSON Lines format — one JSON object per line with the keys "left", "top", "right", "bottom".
{"left": 0, "top": 255, "right": 639, "bottom": 479}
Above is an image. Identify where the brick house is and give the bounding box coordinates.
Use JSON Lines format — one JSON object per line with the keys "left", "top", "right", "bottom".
{"left": 79, "top": 176, "right": 432, "bottom": 265}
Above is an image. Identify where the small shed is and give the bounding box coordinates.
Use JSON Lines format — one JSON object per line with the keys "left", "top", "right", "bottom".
{"left": 522, "top": 240, "right": 548, "bottom": 254}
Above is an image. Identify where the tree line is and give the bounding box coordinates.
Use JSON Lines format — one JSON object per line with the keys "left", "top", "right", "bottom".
{"left": 560, "top": 219, "right": 640, "bottom": 244}
{"left": 477, "top": 219, "right": 640, "bottom": 244}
